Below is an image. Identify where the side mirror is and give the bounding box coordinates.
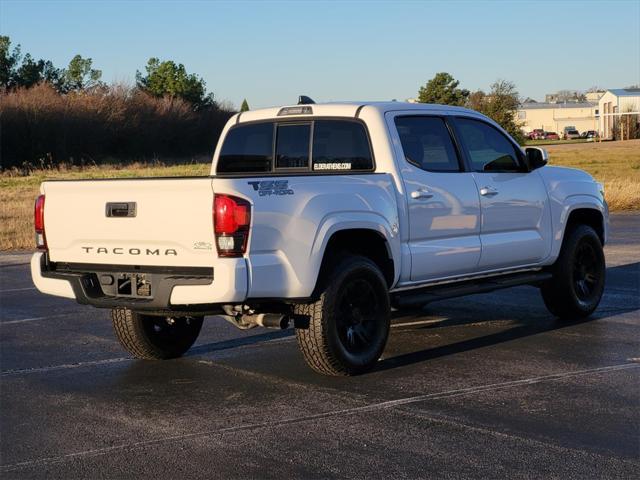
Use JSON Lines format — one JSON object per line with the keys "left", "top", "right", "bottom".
{"left": 524, "top": 147, "right": 548, "bottom": 171}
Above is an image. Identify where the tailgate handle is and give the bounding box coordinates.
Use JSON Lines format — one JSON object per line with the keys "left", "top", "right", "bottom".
{"left": 106, "top": 202, "right": 136, "bottom": 218}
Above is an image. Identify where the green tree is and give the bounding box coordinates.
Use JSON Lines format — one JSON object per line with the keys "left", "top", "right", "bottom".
{"left": 61, "top": 54, "right": 102, "bottom": 91}
{"left": 1, "top": 36, "right": 64, "bottom": 90}
{"left": 136, "top": 57, "right": 213, "bottom": 109}
{"left": 16, "top": 54, "right": 62, "bottom": 89}
{"left": 240, "top": 98, "right": 250, "bottom": 112}
{"left": 468, "top": 79, "right": 523, "bottom": 143}
{"left": 0, "top": 36, "right": 21, "bottom": 89}
{"left": 417, "top": 72, "right": 469, "bottom": 106}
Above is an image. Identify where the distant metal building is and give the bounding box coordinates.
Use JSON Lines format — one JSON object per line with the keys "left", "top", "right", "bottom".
{"left": 517, "top": 88, "right": 640, "bottom": 138}
{"left": 598, "top": 88, "right": 640, "bottom": 139}
{"left": 516, "top": 102, "right": 598, "bottom": 135}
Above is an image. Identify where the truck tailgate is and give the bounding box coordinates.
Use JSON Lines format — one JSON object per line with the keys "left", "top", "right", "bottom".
{"left": 42, "top": 178, "right": 216, "bottom": 267}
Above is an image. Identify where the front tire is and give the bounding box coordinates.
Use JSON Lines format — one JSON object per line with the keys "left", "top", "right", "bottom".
{"left": 111, "top": 308, "right": 203, "bottom": 360}
{"left": 294, "top": 255, "right": 390, "bottom": 376}
{"left": 541, "top": 224, "right": 605, "bottom": 319}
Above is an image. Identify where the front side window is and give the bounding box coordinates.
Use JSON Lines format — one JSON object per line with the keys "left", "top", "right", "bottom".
{"left": 217, "top": 123, "right": 273, "bottom": 173}
{"left": 456, "top": 117, "right": 521, "bottom": 172}
{"left": 275, "top": 123, "right": 310, "bottom": 169}
{"left": 312, "top": 120, "right": 373, "bottom": 171}
{"left": 395, "top": 116, "right": 461, "bottom": 172}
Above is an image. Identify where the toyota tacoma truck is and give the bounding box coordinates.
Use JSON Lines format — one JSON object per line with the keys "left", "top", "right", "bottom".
{"left": 31, "top": 99, "right": 608, "bottom": 376}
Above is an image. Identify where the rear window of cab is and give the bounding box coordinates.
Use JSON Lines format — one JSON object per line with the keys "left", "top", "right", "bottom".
{"left": 217, "top": 119, "right": 374, "bottom": 174}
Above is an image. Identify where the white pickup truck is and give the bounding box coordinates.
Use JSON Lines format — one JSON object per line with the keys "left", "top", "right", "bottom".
{"left": 31, "top": 99, "right": 608, "bottom": 376}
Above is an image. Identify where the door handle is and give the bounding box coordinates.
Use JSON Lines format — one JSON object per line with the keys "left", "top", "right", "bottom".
{"left": 106, "top": 202, "right": 137, "bottom": 217}
{"left": 411, "top": 189, "right": 434, "bottom": 200}
{"left": 479, "top": 186, "right": 498, "bottom": 196}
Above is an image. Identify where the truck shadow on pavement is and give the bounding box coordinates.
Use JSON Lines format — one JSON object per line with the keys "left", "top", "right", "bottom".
{"left": 186, "top": 261, "right": 638, "bottom": 373}
{"left": 374, "top": 261, "right": 639, "bottom": 373}
{"left": 187, "top": 329, "right": 293, "bottom": 357}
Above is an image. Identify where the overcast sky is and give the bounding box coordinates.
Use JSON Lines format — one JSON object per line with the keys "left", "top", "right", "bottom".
{"left": 2, "top": 0, "right": 639, "bottom": 109}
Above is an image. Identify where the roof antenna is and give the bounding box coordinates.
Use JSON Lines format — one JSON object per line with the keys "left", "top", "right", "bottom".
{"left": 298, "top": 95, "right": 315, "bottom": 105}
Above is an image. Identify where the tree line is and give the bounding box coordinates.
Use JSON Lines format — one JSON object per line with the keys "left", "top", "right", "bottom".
{"left": 1, "top": 35, "right": 528, "bottom": 171}
{"left": 416, "top": 72, "right": 523, "bottom": 143}
{"left": 1, "top": 36, "right": 219, "bottom": 109}
{"left": 0, "top": 36, "right": 233, "bottom": 170}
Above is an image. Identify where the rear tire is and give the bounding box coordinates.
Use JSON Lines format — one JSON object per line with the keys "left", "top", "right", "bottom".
{"left": 111, "top": 308, "right": 203, "bottom": 360}
{"left": 294, "top": 255, "right": 390, "bottom": 376}
{"left": 541, "top": 224, "right": 605, "bottom": 319}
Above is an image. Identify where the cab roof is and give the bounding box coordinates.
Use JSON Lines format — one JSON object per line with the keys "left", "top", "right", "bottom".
{"left": 235, "top": 101, "right": 479, "bottom": 123}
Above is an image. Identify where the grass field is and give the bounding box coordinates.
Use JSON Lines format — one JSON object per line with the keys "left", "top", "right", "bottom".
{"left": 2, "top": 140, "right": 639, "bottom": 250}
{"left": 525, "top": 138, "right": 590, "bottom": 146}
{"left": 544, "top": 140, "right": 640, "bottom": 211}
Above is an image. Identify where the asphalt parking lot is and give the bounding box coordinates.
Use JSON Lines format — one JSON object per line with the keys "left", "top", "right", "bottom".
{"left": 1, "top": 213, "right": 638, "bottom": 479}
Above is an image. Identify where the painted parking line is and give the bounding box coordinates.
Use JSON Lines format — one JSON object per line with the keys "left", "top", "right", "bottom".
{"left": 1, "top": 362, "right": 636, "bottom": 472}
{"left": 0, "top": 357, "right": 131, "bottom": 377}
{"left": 391, "top": 319, "right": 443, "bottom": 328}
{"left": 0, "top": 313, "right": 76, "bottom": 326}
{"left": 0, "top": 286, "right": 37, "bottom": 293}
{"left": 0, "top": 262, "right": 30, "bottom": 268}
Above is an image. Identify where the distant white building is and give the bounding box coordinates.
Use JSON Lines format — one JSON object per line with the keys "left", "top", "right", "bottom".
{"left": 598, "top": 88, "right": 640, "bottom": 139}
{"left": 585, "top": 90, "right": 606, "bottom": 103}
{"left": 516, "top": 102, "right": 598, "bottom": 135}
{"left": 516, "top": 88, "right": 640, "bottom": 138}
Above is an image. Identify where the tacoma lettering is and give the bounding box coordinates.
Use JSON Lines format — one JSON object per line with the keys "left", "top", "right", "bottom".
{"left": 81, "top": 247, "right": 177, "bottom": 256}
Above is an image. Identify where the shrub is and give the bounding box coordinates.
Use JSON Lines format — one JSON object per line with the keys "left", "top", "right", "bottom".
{"left": 0, "top": 82, "right": 233, "bottom": 170}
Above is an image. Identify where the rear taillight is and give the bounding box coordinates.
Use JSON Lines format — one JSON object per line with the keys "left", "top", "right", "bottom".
{"left": 214, "top": 194, "right": 251, "bottom": 257}
{"left": 34, "top": 194, "right": 47, "bottom": 250}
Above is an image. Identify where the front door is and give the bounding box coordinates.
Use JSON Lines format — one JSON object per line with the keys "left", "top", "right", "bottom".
{"left": 390, "top": 114, "right": 481, "bottom": 282}
{"left": 452, "top": 117, "right": 552, "bottom": 270}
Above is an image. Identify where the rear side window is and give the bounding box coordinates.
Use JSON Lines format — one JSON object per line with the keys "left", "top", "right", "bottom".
{"left": 395, "top": 117, "right": 460, "bottom": 172}
{"left": 216, "top": 119, "right": 373, "bottom": 174}
{"left": 312, "top": 121, "right": 373, "bottom": 171}
{"left": 455, "top": 118, "right": 521, "bottom": 172}
{"left": 275, "top": 123, "right": 310, "bottom": 169}
{"left": 217, "top": 123, "right": 273, "bottom": 173}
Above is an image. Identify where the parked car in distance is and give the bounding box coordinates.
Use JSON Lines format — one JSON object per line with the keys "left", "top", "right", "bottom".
{"left": 528, "top": 129, "right": 545, "bottom": 140}
{"left": 586, "top": 130, "right": 599, "bottom": 138}
{"left": 564, "top": 129, "right": 581, "bottom": 140}
{"left": 544, "top": 132, "right": 560, "bottom": 140}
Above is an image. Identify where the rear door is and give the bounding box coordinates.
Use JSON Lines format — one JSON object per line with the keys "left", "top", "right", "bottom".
{"left": 451, "top": 116, "right": 552, "bottom": 269}
{"left": 389, "top": 113, "right": 481, "bottom": 282}
{"left": 43, "top": 178, "right": 216, "bottom": 267}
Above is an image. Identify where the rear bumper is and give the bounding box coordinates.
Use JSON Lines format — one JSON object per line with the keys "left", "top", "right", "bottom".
{"left": 31, "top": 253, "right": 76, "bottom": 299}
{"left": 30, "top": 252, "right": 248, "bottom": 312}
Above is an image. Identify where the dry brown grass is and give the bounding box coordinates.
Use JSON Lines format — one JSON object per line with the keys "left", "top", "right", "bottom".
{"left": 0, "top": 83, "right": 232, "bottom": 170}
{"left": 1, "top": 184, "right": 37, "bottom": 251}
{"left": 545, "top": 139, "right": 640, "bottom": 211}
{"left": 1, "top": 140, "right": 638, "bottom": 251}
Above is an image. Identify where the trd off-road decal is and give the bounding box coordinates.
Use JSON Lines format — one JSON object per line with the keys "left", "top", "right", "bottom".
{"left": 248, "top": 180, "right": 294, "bottom": 196}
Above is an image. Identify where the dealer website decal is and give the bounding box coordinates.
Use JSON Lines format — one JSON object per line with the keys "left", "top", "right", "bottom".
{"left": 314, "top": 163, "right": 352, "bottom": 170}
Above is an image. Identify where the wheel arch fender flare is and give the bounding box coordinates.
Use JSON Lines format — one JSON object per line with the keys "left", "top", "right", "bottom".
{"left": 310, "top": 212, "right": 401, "bottom": 288}
{"left": 548, "top": 195, "right": 608, "bottom": 262}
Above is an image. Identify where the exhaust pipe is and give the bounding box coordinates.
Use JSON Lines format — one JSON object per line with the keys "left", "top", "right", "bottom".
{"left": 245, "top": 313, "right": 289, "bottom": 329}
